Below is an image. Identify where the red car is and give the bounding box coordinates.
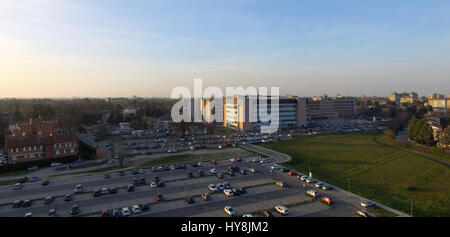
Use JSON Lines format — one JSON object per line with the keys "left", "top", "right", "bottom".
{"left": 288, "top": 171, "right": 297, "bottom": 176}
{"left": 156, "top": 193, "right": 163, "bottom": 202}
{"left": 100, "top": 211, "right": 110, "bottom": 217}
{"left": 321, "top": 197, "right": 333, "bottom": 205}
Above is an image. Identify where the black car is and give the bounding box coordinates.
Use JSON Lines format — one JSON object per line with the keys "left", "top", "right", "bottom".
{"left": 191, "top": 163, "right": 198, "bottom": 168}
{"left": 109, "top": 188, "right": 117, "bottom": 194}
{"left": 127, "top": 184, "right": 135, "bottom": 192}
{"left": 262, "top": 210, "right": 273, "bottom": 217}
{"left": 153, "top": 176, "right": 160, "bottom": 182}
{"left": 112, "top": 209, "right": 121, "bottom": 217}
{"left": 158, "top": 181, "right": 165, "bottom": 188}
{"left": 198, "top": 170, "right": 205, "bottom": 177}
{"left": 41, "top": 180, "right": 50, "bottom": 186}
{"left": 236, "top": 158, "right": 242, "bottom": 162}
{"left": 70, "top": 205, "right": 80, "bottom": 215}
{"left": 142, "top": 204, "right": 150, "bottom": 212}
{"left": 92, "top": 190, "right": 101, "bottom": 197}
{"left": 163, "top": 166, "right": 170, "bottom": 171}
{"left": 185, "top": 196, "right": 194, "bottom": 204}
{"left": 23, "top": 200, "right": 32, "bottom": 207}
{"left": 237, "top": 187, "right": 247, "bottom": 194}
{"left": 118, "top": 171, "right": 125, "bottom": 176}
{"left": 13, "top": 200, "right": 23, "bottom": 208}
{"left": 281, "top": 168, "right": 290, "bottom": 173}
{"left": 19, "top": 177, "right": 28, "bottom": 183}
{"left": 133, "top": 178, "right": 139, "bottom": 185}
{"left": 132, "top": 169, "right": 138, "bottom": 175}
{"left": 187, "top": 172, "right": 193, "bottom": 178}
{"left": 139, "top": 177, "right": 146, "bottom": 184}
{"left": 104, "top": 173, "right": 110, "bottom": 179}
{"left": 181, "top": 164, "right": 187, "bottom": 169}
{"left": 231, "top": 188, "right": 241, "bottom": 196}
{"left": 151, "top": 167, "right": 157, "bottom": 172}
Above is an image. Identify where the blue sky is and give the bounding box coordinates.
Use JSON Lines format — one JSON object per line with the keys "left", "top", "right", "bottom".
{"left": 1, "top": 0, "right": 449, "bottom": 98}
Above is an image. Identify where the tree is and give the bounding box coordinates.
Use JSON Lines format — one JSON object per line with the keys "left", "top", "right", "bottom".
{"left": 117, "top": 148, "right": 126, "bottom": 168}
{"left": 385, "top": 129, "right": 396, "bottom": 139}
{"left": 407, "top": 117, "right": 418, "bottom": 140}
{"left": 439, "top": 128, "right": 450, "bottom": 148}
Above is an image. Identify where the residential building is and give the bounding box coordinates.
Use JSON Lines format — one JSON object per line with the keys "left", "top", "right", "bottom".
{"left": 5, "top": 118, "right": 79, "bottom": 164}
{"left": 389, "top": 92, "right": 418, "bottom": 105}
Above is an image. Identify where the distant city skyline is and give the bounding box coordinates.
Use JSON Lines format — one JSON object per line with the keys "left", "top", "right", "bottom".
{"left": 1, "top": 0, "right": 450, "bottom": 98}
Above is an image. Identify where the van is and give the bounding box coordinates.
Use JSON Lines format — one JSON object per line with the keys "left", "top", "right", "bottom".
{"left": 306, "top": 190, "right": 319, "bottom": 198}
{"left": 13, "top": 183, "right": 22, "bottom": 190}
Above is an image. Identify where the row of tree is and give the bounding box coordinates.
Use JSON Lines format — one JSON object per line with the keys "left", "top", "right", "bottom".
{"left": 407, "top": 117, "right": 434, "bottom": 146}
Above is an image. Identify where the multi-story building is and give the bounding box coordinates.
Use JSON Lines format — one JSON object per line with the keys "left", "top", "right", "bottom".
{"left": 306, "top": 95, "right": 356, "bottom": 120}
{"left": 5, "top": 118, "right": 79, "bottom": 164}
{"left": 389, "top": 92, "right": 418, "bottom": 104}
{"left": 427, "top": 94, "right": 450, "bottom": 113}
{"left": 220, "top": 96, "right": 307, "bottom": 132}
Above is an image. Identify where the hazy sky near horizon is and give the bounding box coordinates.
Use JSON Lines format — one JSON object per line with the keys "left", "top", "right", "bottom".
{"left": 1, "top": 0, "right": 450, "bottom": 98}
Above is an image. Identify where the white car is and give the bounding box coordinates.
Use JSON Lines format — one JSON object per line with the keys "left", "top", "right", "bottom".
{"left": 209, "top": 168, "right": 218, "bottom": 174}
{"left": 208, "top": 184, "right": 218, "bottom": 192}
{"left": 306, "top": 177, "right": 316, "bottom": 183}
{"left": 24, "top": 212, "right": 32, "bottom": 217}
{"left": 131, "top": 205, "right": 140, "bottom": 214}
{"left": 224, "top": 206, "right": 236, "bottom": 216}
{"left": 229, "top": 158, "right": 236, "bottom": 163}
{"left": 150, "top": 182, "right": 157, "bottom": 188}
{"left": 306, "top": 190, "right": 319, "bottom": 198}
{"left": 121, "top": 207, "right": 131, "bottom": 216}
{"left": 270, "top": 164, "right": 280, "bottom": 170}
{"left": 275, "top": 206, "right": 289, "bottom": 215}
{"left": 223, "top": 189, "right": 234, "bottom": 197}
{"left": 361, "top": 200, "right": 376, "bottom": 208}
{"left": 315, "top": 182, "right": 324, "bottom": 188}
{"left": 242, "top": 214, "right": 254, "bottom": 217}
{"left": 13, "top": 183, "right": 22, "bottom": 190}
{"left": 101, "top": 187, "right": 109, "bottom": 195}
{"left": 197, "top": 162, "right": 203, "bottom": 167}
{"left": 50, "top": 162, "right": 62, "bottom": 167}
{"left": 74, "top": 184, "right": 83, "bottom": 193}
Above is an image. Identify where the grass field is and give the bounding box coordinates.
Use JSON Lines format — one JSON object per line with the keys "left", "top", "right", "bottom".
{"left": 260, "top": 132, "right": 450, "bottom": 217}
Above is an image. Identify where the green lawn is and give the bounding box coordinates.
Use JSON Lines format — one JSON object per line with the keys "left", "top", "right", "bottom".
{"left": 260, "top": 132, "right": 450, "bottom": 217}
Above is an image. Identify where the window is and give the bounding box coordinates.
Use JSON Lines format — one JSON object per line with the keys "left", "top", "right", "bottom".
{"left": 71, "top": 149, "right": 75, "bottom": 153}
{"left": 22, "top": 132, "right": 26, "bottom": 136}
{"left": 56, "top": 150, "right": 60, "bottom": 155}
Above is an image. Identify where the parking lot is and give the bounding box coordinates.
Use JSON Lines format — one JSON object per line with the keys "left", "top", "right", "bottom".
{"left": 0, "top": 146, "right": 400, "bottom": 218}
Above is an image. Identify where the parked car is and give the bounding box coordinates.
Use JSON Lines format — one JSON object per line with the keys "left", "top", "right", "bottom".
{"left": 208, "top": 184, "right": 218, "bottom": 192}
{"left": 127, "top": 184, "right": 135, "bottom": 192}
{"left": 275, "top": 206, "right": 289, "bottom": 215}
{"left": 101, "top": 187, "right": 109, "bottom": 195}
{"left": 139, "top": 177, "right": 146, "bottom": 184}
{"left": 356, "top": 210, "right": 372, "bottom": 217}
{"left": 217, "top": 173, "right": 224, "bottom": 179}
{"left": 13, "top": 200, "right": 23, "bottom": 208}
{"left": 156, "top": 193, "right": 163, "bottom": 202}
{"left": 30, "top": 176, "right": 38, "bottom": 182}
{"left": 44, "top": 196, "right": 55, "bottom": 204}
{"left": 248, "top": 167, "right": 256, "bottom": 173}
{"left": 288, "top": 171, "right": 297, "bottom": 176}
{"left": 306, "top": 190, "right": 319, "bottom": 198}
{"left": 100, "top": 210, "right": 110, "bottom": 217}
{"left": 270, "top": 164, "right": 280, "bottom": 170}
{"left": 187, "top": 172, "right": 193, "bottom": 178}
{"left": 321, "top": 197, "right": 333, "bottom": 205}
{"left": 112, "top": 209, "right": 121, "bottom": 217}
{"left": 109, "top": 187, "right": 117, "bottom": 194}
{"left": 48, "top": 209, "right": 56, "bottom": 217}
{"left": 74, "top": 184, "right": 83, "bottom": 193}
{"left": 104, "top": 173, "right": 110, "bottom": 179}
{"left": 131, "top": 205, "right": 141, "bottom": 214}
{"left": 198, "top": 170, "right": 205, "bottom": 177}
{"left": 23, "top": 200, "right": 32, "bottom": 207}
{"left": 150, "top": 182, "right": 157, "bottom": 188}
{"left": 209, "top": 168, "right": 218, "bottom": 174}
{"left": 70, "top": 204, "right": 80, "bottom": 215}
{"left": 64, "top": 194, "right": 72, "bottom": 202}
{"left": 121, "top": 207, "right": 131, "bottom": 217}
{"left": 217, "top": 183, "right": 225, "bottom": 191}
{"left": 315, "top": 182, "right": 324, "bottom": 189}
{"left": 132, "top": 169, "right": 138, "bottom": 175}
{"left": 41, "top": 180, "right": 50, "bottom": 186}
{"left": 50, "top": 162, "right": 62, "bottom": 167}
{"left": 275, "top": 181, "right": 287, "bottom": 187}
{"left": 262, "top": 210, "right": 273, "bottom": 217}
{"left": 185, "top": 196, "right": 195, "bottom": 204}
{"left": 322, "top": 184, "right": 333, "bottom": 190}
{"left": 24, "top": 212, "right": 32, "bottom": 217}
{"left": 92, "top": 189, "right": 101, "bottom": 197}
{"left": 281, "top": 168, "right": 290, "bottom": 173}
{"left": 223, "top": 189, "right": 234, "bottom": 197}
{"left": 142, "top": 205, "right": 150, "bottom": 212}
{"left": 361, "top": 200, "right": 376, "bottom": 208}
{"left": 224, "top": 206, "right": 236, "bottom": 216}
{"left": 27, "top": 166, "right": 39, "bottom": 171}
{"left": 13, "top": 183, "right": 22, "bottom": 190}
{"left": 201, "top": 193, "right": 210, "bottom": 201}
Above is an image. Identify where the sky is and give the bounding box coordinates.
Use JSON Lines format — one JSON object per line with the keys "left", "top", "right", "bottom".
{"left": 0, "top": 0, "right": 450, "bottom": 98}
